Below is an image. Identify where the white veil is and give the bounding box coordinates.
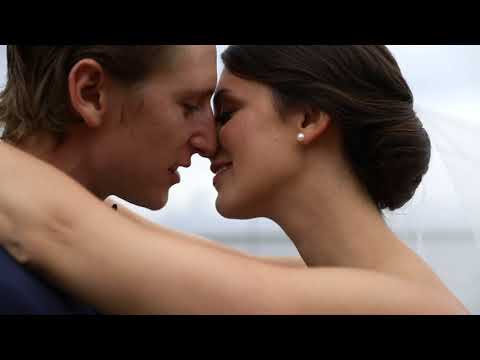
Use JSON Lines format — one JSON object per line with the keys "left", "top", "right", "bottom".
{"left": 383, "top": 105, "right": 480, "bottom": 313}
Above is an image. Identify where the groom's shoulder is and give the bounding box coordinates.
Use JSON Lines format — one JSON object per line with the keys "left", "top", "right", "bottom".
{"left": 0, "top": 248, "right": 96, "bottom": 315}
{"left": 0, "top": 247, "right": 35, "bottom": 288}
{"left": 0, "top": 248, "right": 48, "bottom": 313}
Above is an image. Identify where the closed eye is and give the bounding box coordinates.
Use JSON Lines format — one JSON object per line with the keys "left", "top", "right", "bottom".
{"left": 215, "top": 111, "right": 234, "bottom": 126}
{"left": 183, "top": 103, "right": 201, "bottom": 117}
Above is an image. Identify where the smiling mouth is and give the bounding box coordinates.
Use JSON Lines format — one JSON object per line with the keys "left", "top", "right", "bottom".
{"left": 211, "top": 160, "right": 233, "bottom": 174}
{"left": 215, "top": 164, "right": 232, "bottom": 176}
{"left": 213, "top": 163, "right": 233, "bottom": 187}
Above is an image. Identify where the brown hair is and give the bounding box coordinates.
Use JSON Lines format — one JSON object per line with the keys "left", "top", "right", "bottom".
{"left": 0, "top": 45, "right": 176, "bottom": 143}
{"left": 221, "top": 45, "right": 431, "bottom": 211}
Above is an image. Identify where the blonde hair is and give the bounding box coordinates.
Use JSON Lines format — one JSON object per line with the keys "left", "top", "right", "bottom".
{"left": 0, "top": 46, "right": 175, "bottom": 143}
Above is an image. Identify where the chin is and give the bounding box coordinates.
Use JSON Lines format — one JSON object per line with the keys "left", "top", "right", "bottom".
{"left": 147, "top": 193, "right": 169, "bottom": 211}
{"left": 215, "top": 195, "right": 256, "bottom": 220}
{"left": 126, "top": 190, "right": 169, "bottom": 211}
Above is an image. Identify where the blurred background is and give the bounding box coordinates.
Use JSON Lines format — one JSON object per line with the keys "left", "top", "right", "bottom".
{"left": 1, "top": 45, "right": 479, "bottom": 313}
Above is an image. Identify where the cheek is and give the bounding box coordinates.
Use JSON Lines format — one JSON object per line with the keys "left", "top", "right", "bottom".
{"left": 240, "top": 133, "right": 296, "bottom": 192}
{"left": 234, "top": 115, "right": 283, "bottom": 166}
{"left": 221, "top": 109, "right": 262, "bottom": 155}
{"left": 131, "top": 100, "right": 190, "bottom": 151}
{"left": 103, "top": 126, "right": 172, "bottom": 181}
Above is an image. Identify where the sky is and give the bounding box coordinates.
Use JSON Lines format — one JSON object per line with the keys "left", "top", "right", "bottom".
{"left": 1, "top": 45, "right": 479, "bottom": 235}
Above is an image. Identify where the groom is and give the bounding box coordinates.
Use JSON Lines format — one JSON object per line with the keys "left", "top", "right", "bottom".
{"left": 0, "top": 45, "right": 219, "bottom": 314}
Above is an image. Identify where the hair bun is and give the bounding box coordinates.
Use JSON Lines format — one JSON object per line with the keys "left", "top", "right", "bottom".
{"left": 366, "top": 114, "right": 431, "bottom": 211}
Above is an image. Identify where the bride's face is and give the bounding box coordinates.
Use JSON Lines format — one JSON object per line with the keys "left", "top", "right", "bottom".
{"left": 211, "top": 70, "right": 302, "bottom": 219}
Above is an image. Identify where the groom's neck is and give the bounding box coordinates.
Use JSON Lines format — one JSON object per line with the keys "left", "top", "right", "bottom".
{"left": 16, "top": 131, "right": 101, "bottom": 200}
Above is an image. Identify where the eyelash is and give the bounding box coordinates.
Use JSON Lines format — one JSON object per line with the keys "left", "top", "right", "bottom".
{"left": 183, "top": 103, "right": 201, "bottom": 116}
{"left": 216, "top": 111, "right": 234, "bottom": 125}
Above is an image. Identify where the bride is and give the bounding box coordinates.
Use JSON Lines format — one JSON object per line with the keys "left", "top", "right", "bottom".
{"left": 0, "top": 45, "right": 468, "bottom": 314}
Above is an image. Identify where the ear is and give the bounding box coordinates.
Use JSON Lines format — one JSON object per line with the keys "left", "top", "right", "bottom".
{"left": 296, "top": 109, "right": 331, "bottom": 145}
{"left": 68, "top": 59, "right": 107, "bottom": 129}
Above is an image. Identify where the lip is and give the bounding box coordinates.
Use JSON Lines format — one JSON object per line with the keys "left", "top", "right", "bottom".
{"left": 168, "top": 159, "right": 191, "bottom": 186}
{"left": 213, "top": 164, "right": 232, "bottom": 188}
{"left": 168, "top": 169, "right": 181, "bottom": 184}
{"left": 211, "top": 159, "right": 233, "bottom": 173}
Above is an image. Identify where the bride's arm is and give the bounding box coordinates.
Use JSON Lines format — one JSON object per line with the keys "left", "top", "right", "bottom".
{"left": 106, "top": 200, "right": 306, "bottom": 269}
{"left": 0, "top": 143, "right": 466, "bottom": 314}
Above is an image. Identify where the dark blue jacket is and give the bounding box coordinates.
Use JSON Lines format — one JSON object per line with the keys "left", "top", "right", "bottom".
{"left": 0, "top": 248, "right": 97, "bottom": 314}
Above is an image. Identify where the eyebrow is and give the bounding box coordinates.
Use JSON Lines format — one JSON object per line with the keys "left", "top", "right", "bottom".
{"left": 178, "top": 88, "right": 216, "bottom": 100}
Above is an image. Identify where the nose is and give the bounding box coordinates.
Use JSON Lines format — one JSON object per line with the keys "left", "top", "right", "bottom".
{"left": 189, "top": 106, "right": 218, "bottom": 158}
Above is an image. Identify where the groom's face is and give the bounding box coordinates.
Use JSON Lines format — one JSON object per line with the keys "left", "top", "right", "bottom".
{"left": 88, "top": 46, "right": 218, "bottom": 210}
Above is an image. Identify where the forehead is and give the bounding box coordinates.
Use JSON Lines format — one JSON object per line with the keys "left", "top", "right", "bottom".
{"left": 217, "top": 69, "right": 246, "bottom": 90}
{"left": 170, "top": 45, "right": 218, "bottom": 91}
{"left": 215, "top": 69, "right": 274, "bottom": 105}
{"left": 144, "top": 45, "right": 218, "bottom": 96}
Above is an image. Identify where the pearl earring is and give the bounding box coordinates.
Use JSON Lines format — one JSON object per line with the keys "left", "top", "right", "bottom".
{"left": 297, "top": 133, "right": 305, "bottom": 143}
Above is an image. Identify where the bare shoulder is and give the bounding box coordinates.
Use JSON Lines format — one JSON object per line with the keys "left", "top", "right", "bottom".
{"left": 259, "top": 265, "right": 468, "bottom": 315}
